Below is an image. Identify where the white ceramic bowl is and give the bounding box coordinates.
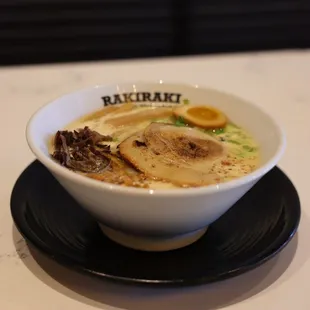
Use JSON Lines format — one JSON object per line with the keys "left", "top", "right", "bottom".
{"left": 26, "top": 82, "right": 286, "bottom": 251}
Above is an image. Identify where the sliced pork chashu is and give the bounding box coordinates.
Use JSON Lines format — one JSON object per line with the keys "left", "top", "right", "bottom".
{"left": 119, "top": 123, "right": 226, "bottom": 187}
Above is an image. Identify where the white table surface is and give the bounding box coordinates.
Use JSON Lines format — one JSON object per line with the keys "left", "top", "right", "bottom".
{"left": 1, "top": 50, "right": 310, "bottom": 310}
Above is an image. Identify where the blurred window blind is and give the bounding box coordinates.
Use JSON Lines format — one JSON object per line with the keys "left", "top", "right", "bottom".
{"left": 189, "top": 0, "right": 310, "bottom": 54}
{"left": 1, "top": 0, "right": 310, "bottom": 65}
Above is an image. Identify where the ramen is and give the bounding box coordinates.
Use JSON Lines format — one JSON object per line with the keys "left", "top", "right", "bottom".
{"left": 50, "top": 101, "right": 260, "bottom": 189}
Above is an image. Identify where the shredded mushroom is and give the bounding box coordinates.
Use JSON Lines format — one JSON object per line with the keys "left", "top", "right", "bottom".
{"left": 51, "top": 127, "right": 112, "bottom": 173}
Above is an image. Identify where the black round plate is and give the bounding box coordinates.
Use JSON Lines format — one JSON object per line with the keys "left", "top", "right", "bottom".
{"left": 11, "top": 161, "right": 300, "bottom": 286}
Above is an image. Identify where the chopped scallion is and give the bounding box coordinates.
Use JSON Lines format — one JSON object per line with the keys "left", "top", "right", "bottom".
{"left": 175, "top": 116, "right": 188, "bottom": 127}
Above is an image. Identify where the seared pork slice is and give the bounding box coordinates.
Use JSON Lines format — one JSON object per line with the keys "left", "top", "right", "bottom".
{"left": 119, "top": 123, "right": 225, "bottom": 187}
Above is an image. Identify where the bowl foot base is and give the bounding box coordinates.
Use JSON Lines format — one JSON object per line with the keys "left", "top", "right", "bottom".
{"left": 98, "top": 224, "right": 208, "bottom": 252}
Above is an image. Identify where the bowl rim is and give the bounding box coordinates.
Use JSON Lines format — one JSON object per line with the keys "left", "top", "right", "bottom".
{"left": 26, "top": 82, "right": 286, "bottom": 197}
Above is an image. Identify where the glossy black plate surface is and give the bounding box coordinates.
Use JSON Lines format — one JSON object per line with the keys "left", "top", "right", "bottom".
{"left": 11, "top": 161, "right": 300, "bottom": 286}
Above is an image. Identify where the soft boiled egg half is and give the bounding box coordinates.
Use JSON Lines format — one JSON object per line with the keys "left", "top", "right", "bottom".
{"left": 173, "top": 105, "right": 227, "bottom": 129}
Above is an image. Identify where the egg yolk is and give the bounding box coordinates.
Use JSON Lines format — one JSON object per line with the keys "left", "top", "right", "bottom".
{"left": 187, "top": 107, "right": 218, "bottom": 120}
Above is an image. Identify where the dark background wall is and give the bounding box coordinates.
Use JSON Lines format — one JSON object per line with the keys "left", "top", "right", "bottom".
{"left": 1, "top": 0, "right": 310, "bottom": 66}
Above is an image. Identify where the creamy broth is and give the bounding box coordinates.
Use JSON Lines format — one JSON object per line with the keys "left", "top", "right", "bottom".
{"left": 50, "top": 103, "right": 260, "bottom": 189}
